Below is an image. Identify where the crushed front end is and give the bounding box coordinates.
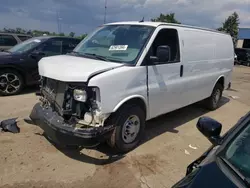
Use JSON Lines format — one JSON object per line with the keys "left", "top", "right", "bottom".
{"left": 30, "top": 77, "right": 114, "bottom": 147}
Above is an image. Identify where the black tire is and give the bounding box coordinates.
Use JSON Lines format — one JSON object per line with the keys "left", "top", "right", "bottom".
{"left": 0, "top": 69, "right": 24, "bottom": 96}
{"left": 108, "top": 105, "right": 146, "bottom": 153}
{"left": 204, "top": 83, "right": 223, "bottom": 110}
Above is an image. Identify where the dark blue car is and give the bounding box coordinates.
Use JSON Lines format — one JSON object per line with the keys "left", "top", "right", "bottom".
{"left": 173, "top": 112, "right": 250, "bottom": 188}
{"left": 0, "top": 36, "right": 81, "bottom": 96}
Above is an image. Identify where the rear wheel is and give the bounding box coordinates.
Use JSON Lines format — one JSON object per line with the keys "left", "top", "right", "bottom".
{"left": 108, "top": 105, "right": 145, "bottom": 153}
{"left": 0, "top": 69, "right": 24, "bottom": 96}
{"left": 204, "top": 83, "right": 223, "bottom": 110}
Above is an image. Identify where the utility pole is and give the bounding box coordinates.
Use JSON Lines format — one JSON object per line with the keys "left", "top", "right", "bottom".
{"left": 56, "top": 11, "right": 62, "bottom": 33}
{"left": 104, "top": 0, "right": 107, "bottom": 24}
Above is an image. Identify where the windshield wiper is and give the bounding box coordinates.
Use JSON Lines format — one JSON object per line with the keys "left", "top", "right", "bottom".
{"left": 219, "top": 157, "right": 250, "bottom": 187}
{"left": 83, "top": 53, "right": 109, "bottom": 61}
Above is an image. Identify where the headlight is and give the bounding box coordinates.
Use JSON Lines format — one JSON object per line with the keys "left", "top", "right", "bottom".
{"left": 73, "top": 89, "right": 87, "bottom": 102}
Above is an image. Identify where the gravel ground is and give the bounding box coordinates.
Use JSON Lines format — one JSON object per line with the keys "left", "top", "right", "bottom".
{"left": 0, "top": 66, "right": 250, "bottom": 188}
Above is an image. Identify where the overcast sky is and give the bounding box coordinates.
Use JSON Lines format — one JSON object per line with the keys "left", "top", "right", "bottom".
{"left": 1, "top": 0, "right": 250, "bottom": 35}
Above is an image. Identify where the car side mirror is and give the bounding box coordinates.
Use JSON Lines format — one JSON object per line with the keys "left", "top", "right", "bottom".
{"left": 197, "top": 117, "right": 222, "bottom": 146}
{"left": 150, "top": 45, "right": 171, "bottom": 64}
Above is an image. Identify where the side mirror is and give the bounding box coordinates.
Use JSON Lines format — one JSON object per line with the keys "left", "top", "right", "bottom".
{"left": 150, "top": 45, "right": 171, "bottom": 64}
{"left": 197, "top": 117, "right": 222, "bottom": 146}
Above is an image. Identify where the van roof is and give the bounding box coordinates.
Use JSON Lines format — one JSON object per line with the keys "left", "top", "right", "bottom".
{"left": 105, "top": 21, "right": 228, "bottom": 35}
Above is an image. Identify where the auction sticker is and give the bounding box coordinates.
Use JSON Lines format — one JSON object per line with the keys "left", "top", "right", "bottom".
{"left": 109, "top": 45, "right": 128, "bottom": 51}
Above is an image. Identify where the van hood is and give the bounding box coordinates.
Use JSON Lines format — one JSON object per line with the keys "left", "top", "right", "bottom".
{"left": 38, "top": 55, "right": 123, "bottom": 82}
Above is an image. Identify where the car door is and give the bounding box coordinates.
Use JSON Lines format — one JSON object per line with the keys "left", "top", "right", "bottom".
{"left": 146, "top": 27, "right": 184, "bottom": 118}
{"left": 26, "top": 38, "right": 63, "bottom": 81}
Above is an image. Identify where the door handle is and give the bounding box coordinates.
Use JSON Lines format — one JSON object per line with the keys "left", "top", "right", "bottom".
{"left": 180, "top": 65, "right": 183, "bottom": 77}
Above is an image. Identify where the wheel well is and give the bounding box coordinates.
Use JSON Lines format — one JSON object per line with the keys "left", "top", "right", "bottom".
{"left": 0, "top": 68, "right": 25, "bottom": 84}
{"left": 103, "top": 97, "right": 147, "bottom": 126}
{"left": 120, "top": 98, "right": 147, "bottom": 115}
{"left": 217, "top": 77, "right": 224, "bottom": 88}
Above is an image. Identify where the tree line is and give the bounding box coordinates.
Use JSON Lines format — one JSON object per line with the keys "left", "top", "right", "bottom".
{"left": 1, "top": 12, "right": 239, "bottom": 44}
{"left": 0, "top": 27, "right": 87, "bottom": 40}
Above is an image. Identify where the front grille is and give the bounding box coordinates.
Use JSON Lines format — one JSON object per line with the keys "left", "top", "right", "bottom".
{"left": 42, "top": 78, "right": 67, "bottom": 114}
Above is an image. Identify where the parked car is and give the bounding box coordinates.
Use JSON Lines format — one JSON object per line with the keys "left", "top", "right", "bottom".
{"left": 0, "top": 33, "right": 32, "bottom": 51}
{"left": 235, "top": 48, "right": 250, "bottom": 66}
{"left": 30, "top": 21, "right": 234, "bottom": 152}
{"left": 172, "top": 112, "right": 250, "bottom": 188}
{"left": 0, "top": 36, "right": 81, "bottom": 95}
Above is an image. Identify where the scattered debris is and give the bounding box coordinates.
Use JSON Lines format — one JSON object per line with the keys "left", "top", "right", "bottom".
{"left": 0, "top": 118, "right": 20, "bottom": 133}
{"left": 189, "top": 144, "right": 198, "bottom": 150}
{"left": 184, "top": 149, "right": 190, "bottom": 155}
{"left": 230, "top": 95, "right": 240, "bottom": 99}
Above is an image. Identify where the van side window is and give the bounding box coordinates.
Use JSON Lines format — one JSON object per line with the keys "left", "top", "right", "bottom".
{"left": 147, "top": 29, "right": 180, "bottom": 65}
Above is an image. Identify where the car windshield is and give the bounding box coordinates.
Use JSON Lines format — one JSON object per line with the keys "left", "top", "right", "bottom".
{"left": 73, "top": 25, "right": 154, "bottom": 64}
{"left": 222, "top": 121, "right": 250, "bottom": 179}
{"left": 8, "top": 38, "right": 46, "bottom": 54}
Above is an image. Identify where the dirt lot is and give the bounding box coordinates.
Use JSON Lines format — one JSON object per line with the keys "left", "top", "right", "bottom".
{"left": 0, "top": 66, "right": 250, "bottom": 188}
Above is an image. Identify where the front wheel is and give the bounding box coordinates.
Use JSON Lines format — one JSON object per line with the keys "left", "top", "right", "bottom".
{"left": 0, "top": 70, "right": 24, "bottom": 96}
{"left": 108, "top": 105, "right": 146, "bottom": 153}
{"left": 204, "top": 83, "right": 223, "bottom": 110}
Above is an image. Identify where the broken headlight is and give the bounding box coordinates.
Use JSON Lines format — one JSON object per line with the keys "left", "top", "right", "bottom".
{"left": 73, "top": 89, "right": 87, "bottom": 102}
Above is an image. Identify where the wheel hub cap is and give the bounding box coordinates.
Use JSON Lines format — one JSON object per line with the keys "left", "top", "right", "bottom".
{"left": 122, "top": 115, "right": 140, "bottom": 144}
{"left": 0, "top": 73, "right": 20, "bottom": 94}
{"left": 213, "top": 89, "right": 221, "bottom": 104}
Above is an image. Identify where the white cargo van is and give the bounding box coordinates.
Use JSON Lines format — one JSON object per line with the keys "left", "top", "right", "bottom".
{"left": 30, "top": 21, "right": 234, "bottom": 152}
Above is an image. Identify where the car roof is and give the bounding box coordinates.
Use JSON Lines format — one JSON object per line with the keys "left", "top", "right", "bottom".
{"left": 0, "top": 32, "right": 32, "bottom": 37}
{"left": 31, "top": 36, "right": 80, "bottom": 40}
{"left": 104, "top": 21, "right": 227, "bottom": 35}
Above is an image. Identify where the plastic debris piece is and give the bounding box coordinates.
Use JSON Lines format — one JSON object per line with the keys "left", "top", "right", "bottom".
{"left": 230, "top": 95, "right": 239, "bottom": 99}
{"left": 189, "top": 144, "right": 198, "bottom": 150}
{"left": 0, "top": 118, "right": 20, "bottom": 133}
{"left": 185, "top": 149, "right": 190, "bottom": 155}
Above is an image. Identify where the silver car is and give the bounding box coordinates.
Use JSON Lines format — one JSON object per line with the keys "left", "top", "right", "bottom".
{"left": 0, "top": 33, "right": 32, "bottom": 51}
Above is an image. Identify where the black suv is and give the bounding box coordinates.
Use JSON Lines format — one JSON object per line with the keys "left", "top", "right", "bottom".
{"left": 235, "top": 48, "right": 250, "bottom": 67}
{"left": 0, "top": 36, "right": 81, "bottom": 96}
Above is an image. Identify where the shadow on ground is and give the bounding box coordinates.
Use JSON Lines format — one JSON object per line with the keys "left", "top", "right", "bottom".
{"left": 32, "top": 97, "right": 230, "bottom": 165}
{"left": 19, "top": 85, "right": 39, "bottom": 95}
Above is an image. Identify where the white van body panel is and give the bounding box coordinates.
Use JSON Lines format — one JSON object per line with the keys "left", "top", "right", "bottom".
{"left": 177, "top": 28, "right": 234, "bottom": 107}
{"left": 88, "top": 66, "right": 149, "bottom": 118}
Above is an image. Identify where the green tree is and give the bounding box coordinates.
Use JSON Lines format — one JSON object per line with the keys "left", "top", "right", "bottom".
{"left": 58, "top": 32, "right": 65, "bottom": 36}
{"left": 69, "top": 32, "right": 75, "bottom": 37}
{"left": 77, "top": 34, "right": 87, "bottom": 40}
{"left": 217, "top": 12, "right": 239, "bottom": 45}
{"left": 151, "top": 13, "right": 181, "bottom": 24}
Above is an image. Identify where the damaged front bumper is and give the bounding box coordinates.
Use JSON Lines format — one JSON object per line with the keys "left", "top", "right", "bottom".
{"left": 30, "top": 103, "right": 115, "bottom": 148}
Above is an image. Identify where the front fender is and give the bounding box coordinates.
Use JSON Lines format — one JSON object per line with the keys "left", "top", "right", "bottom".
{"left": 112, "top": 95, "right": 148, "bottom": 117}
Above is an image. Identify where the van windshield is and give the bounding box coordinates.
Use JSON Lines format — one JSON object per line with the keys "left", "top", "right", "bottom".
{"left": 73, "top": 25, "right": 154, "bottom": 64}
{"left": 8, "top": 38, "right": 46, "bottom": 54}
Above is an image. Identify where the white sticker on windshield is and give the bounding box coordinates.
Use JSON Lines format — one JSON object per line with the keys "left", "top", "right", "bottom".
{"left": 34, "top": 39, "right": 41, "bottom": 43}
{"left": 109, "top": 45, "right": 128, "bottom": 51}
